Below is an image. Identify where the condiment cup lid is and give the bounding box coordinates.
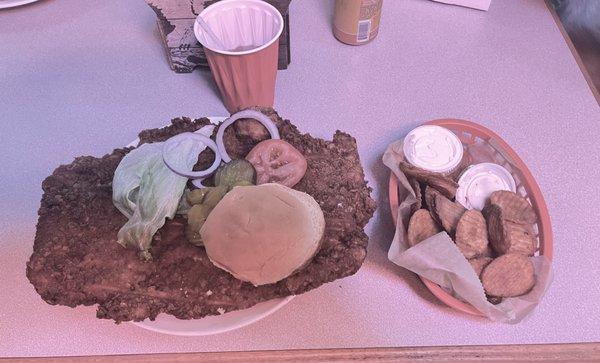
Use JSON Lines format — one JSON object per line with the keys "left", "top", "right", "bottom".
{"left": 403, "top": 125, "right": 464, "bottom": 174}
{"left": 456, "top": 162, "right": 516, "bottom": 210}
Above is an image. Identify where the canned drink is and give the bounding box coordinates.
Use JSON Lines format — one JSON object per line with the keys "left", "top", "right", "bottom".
{"left": 333, "top": 0, "right": 383, "bottom": 45}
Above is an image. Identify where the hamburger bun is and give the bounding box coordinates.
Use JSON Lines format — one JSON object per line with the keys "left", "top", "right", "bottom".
{"left": 200, "top": 183, "right": 325, "bottom": 286}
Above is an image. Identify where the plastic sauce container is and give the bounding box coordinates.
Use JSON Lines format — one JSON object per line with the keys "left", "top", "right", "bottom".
{"left": 456, "top": 163, "right": 517, "bottom": 210}
{"left": 333, "top": 0, "right": 383, "bottom": 45}
{"left": 403, "top": 125, "right": 464, "bottom": 175}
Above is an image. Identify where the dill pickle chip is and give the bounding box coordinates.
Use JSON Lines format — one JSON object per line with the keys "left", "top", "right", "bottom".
{"left": 202, "top": 185, "right": 228, "bottom": 209}
{"left": 231, "top": 180, "right": 254, "bottom": 188}
{"left": 185, "top": 204, "right": 212, "bottom": 245}
{"left": 407, "top": 209, "right": 441, "bottom": 247}
{"left": 481, "top": 254, "right": 535, "bottom": 297}
{"left": 186, "top": 161, "right": 255, "bottom": 246}
{"left": 214, "top": 159, "right": 256, "bottom": 188}
{"left": 186, "top": 231, "right": 203, "bottom": 246}
{"left": 186, "top": 188, "right": 210, "bottom": 205}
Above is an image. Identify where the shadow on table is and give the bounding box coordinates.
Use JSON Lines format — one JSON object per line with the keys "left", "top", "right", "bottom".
{"left": 365, "top": 154, "right": 445, "bottom": 308}
{"left": 316, "top": 0, "right": 334, "bottom": 25}
{"left": 197, "top": 68, "right": 222, "bottom": 104}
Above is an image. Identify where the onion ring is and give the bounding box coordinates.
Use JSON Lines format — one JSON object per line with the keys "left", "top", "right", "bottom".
{"left": 216, "top": 110, "right": 280, "bottom": 163}
{"left": 162, "top": 132, "right": 221, "bottom": 179}
{"left": 191, "top": 178, "right": 209, "bottom": 188}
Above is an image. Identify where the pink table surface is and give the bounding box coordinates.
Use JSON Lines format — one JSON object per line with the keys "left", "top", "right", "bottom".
{"left": 1, "top": 0, "right": 600, "bottom": 358}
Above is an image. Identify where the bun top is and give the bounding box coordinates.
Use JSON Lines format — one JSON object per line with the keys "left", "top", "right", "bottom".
{"left": 200, "top": 183, "right": 325, "bottom": 286}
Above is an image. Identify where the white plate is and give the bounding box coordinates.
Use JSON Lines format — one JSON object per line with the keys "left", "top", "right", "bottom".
{"left": 0, "top": 0, "right": 40, "bottom": 9}
{"left": 132, "top": 296, "right": 294, "bottom": 336}
{"left": 129, "top": 116, "right": 294, "bottom": 336}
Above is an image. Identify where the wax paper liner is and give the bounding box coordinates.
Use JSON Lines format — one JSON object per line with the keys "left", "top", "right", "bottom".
{"left": 383, "top": 138, "right": 553, "bottom": 324}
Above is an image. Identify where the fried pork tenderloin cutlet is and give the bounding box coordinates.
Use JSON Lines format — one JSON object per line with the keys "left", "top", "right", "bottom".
{"left": 26, "top": 107, "right": 376, "bottom": 323}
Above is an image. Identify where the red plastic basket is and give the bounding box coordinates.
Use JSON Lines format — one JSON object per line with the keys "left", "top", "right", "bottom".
{"left": 388, "top": 119, "right": 553, "bottom": 316}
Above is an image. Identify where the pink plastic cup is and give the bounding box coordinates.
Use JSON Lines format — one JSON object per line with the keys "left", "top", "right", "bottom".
{"left": 194, "top": 0, "right": 284, "bottom": 113}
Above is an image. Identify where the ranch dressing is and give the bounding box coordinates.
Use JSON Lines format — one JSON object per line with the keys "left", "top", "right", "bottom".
{"left": 403, "top": 125, "right": 463, "bottom": 174}
{"left": 456, "top": 163, "right": 516, "bottom": 210}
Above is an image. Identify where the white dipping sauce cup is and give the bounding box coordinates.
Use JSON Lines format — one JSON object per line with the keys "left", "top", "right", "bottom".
{"left": 456, "top": 162, "right": 517, "bottom": 210}
{"left": 403, "top": 125, "right": 464, "bottom": 174}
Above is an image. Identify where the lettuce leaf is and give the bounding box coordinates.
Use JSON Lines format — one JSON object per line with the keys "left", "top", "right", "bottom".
{"left": 112, "top": 125, "right": 214, "bottom": 258}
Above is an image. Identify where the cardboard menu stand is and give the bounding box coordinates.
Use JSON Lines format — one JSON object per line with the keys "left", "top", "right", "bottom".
{"left": 145, "top": 0, "right": 292, "bottom": 73}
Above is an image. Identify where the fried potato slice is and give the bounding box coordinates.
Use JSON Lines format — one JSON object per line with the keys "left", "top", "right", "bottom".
{"left": 488, "top": 190, "right": 536, "bottom": 224}
{"left": 455, "top": 210, "right": 489, "bottom": 258}
{"left": 407, "top": 209, "right": 442, "bottom": 247}
{"left": 469, "top": 256, "right": 493, "bottom": 278}
{"left": 485, "top": 204, "right": 536, "bottom": 256}
{"left": 433, "top": 193, "right": 466, "bottom": 235}
{"left": 481, "top": 254, "right": 535, "bottom": 297}
{"left": 399, "top": 161, "right": 458, "bottom": 199}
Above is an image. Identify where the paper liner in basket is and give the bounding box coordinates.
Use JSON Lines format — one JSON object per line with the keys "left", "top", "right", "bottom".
{"left": 383, "top": 138, "right": 552, "bottom": 324}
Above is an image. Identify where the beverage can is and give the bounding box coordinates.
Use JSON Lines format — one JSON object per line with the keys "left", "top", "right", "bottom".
{"left": 333, "top": 0, "right": 383, "bottom": 45}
